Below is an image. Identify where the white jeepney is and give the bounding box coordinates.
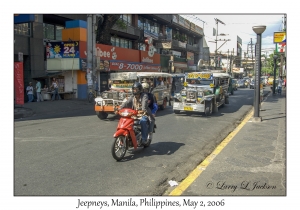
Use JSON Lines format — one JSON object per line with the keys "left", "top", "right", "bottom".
{"left": 172, "top": 71, "right": 231, "bottom": 116}
{"left": 94, "top": 72, "right": 172, "bottom": 120}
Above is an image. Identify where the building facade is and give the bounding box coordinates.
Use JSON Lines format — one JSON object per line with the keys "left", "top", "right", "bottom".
{"left": 14, "top": 14, "right": 205, "bottom": 103}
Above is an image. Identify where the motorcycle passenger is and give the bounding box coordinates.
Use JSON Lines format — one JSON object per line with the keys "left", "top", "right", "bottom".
{"left": 117, "top": 82, "right": 151, "bottom": 145}
{"left": 141, "top": 82, "right": 157, "bottom": 141}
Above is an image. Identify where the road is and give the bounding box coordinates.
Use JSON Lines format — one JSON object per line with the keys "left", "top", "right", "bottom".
{"left": 14, "top": 88, "right": 254, "bottom": 196}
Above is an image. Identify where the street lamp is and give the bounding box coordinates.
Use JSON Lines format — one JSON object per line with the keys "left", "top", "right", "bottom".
{"left": 273, "top": 54, "right": 278, "bottom": 94}
{"left": 252, "top": 25, "right": 266, "bottom": 122}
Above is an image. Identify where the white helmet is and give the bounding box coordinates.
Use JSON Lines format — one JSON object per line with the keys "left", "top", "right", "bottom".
{"left": 142, "top": 82, "right": 149, "bottom": 89}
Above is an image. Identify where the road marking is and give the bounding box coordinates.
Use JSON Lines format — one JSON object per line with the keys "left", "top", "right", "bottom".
{"left": 169, "top": 108, "right": 254, "bottom": 196}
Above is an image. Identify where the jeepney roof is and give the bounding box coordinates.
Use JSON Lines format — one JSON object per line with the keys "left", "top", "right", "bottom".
{"left": 186, "top": 72, "right": 230, "bottom": 79}
{"left": 171, "top": 73, "right": 185, "bottom": 77}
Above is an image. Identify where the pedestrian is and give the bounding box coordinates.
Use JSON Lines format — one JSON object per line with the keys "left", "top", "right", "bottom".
{"left": 26, "top": 82, "right": 34, "bottom": 102}
{"left": 277, "top": 76, "right": 283, "bottom": 95}
{"left": 35, "top": 80, "right": 44, "bottom": 102}
{"left": 51, "top": 78, "right": 61, "bottom": 101}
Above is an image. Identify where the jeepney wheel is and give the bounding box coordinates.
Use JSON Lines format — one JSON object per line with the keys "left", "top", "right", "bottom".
{"left": 225, "top": 96, "right": 229, "bottom": 104}
{"left": 97, "top": 111, "right": 108, "bottom": 120}
{"left": 174, "top": 110, "right": 180, "bottom": 114}
{"left": 160, "top": 98, "right": 167, "bottom": 110}
{"left": 212, "top": 100, "right": 218, "bottom": 113}
{"left": 205, "top": 101, "right": 212, "bottom": 116}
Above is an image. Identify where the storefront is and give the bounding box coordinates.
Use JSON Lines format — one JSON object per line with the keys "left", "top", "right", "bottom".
{"left": 46, "top": 41, "right": 161, "bottom": 99}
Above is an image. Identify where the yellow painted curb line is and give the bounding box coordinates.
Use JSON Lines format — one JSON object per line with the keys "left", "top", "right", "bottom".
{"left": 169, "top": 108, "right": 254, "bottom": 196}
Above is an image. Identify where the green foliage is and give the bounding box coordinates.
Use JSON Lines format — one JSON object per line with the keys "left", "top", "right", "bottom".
{"left": 115, "top": 19, "right": 127, "bottom": 30}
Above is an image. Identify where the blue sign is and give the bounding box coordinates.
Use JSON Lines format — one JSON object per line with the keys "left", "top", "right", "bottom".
{"left": 46, "top": 41, "right": 80, "bottom": 59}
{"left": 14, "top": 14, "right": 35, "bottom": 24}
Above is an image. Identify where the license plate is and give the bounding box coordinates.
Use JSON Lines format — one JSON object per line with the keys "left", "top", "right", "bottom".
{"left": 184, "top": 106, "right": 193, "bottom": 111}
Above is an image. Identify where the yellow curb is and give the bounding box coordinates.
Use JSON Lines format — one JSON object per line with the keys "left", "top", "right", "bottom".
{"left": 169, "top": 108, "right": 254, "bottom": 196}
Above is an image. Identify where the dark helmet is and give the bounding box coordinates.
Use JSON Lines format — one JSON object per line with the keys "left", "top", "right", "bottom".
{"left": 132, "top": 82, "right": 142, "bottom": 95}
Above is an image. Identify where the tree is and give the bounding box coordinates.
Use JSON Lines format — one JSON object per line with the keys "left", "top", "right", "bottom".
{"left": 95, "top": 15, "right": 127, "bottom": 45}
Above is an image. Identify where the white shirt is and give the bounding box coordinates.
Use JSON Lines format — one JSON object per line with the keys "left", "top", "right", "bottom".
{"left": 52, "top": 81, "right": 58, "bottom": 88}
{"left": 278, "top": 79, "right": 282, "bottom": 87}
{"left": 26, "top": 85, "right": 33, "bottom": 94}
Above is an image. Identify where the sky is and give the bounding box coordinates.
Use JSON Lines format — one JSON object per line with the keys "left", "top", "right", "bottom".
{"left": 182, "top": 14, "right": 284, "bottom": 58}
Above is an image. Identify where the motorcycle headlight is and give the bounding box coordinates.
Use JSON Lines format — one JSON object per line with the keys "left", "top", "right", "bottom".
{"left": 101, "top": 92, "right": 108, "bottom": 99}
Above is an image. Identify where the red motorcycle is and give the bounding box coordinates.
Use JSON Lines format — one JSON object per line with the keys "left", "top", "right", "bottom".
{"left": 112, "top": 108, "right": 153, "bottom": 161}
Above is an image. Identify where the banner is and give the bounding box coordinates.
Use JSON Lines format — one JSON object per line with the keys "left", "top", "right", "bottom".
{"left": 110, "top": 61, "right": 160, "bottom": 72}
{"left": 273, "top": 32, "right": 286, "bottom": 43}
{"left": 14, "top": 62, "right": 24, "bottom": 105}
{"left": 46, "top": 41, "right": 80, "bottom": 58}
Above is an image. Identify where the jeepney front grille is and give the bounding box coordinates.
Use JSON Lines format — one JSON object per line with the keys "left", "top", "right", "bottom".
{"left": 107, "top": 92, "right": 119, "bottom": 100}
{"left": 186, "top": 91, "right": 197, "bottom": 103}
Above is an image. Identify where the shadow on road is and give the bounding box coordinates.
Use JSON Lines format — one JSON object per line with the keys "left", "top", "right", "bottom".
{"left": 119, "top": 141, "right": 185, "bottom": 162}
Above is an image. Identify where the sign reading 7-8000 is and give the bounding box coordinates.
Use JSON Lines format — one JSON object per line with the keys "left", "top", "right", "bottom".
{"left": 187, "top": 73, "right": 213, "bottom": 80}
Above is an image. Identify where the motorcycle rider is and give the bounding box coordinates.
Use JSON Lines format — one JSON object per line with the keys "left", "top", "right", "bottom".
{"left": 116, "top": 82, "right": 151, "bottom": 145}
{"left": 141, "top": 81, "right": 157, "bottom": 141}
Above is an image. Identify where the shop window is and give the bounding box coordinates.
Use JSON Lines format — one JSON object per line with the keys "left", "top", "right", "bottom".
{"left": 150, "top": 21, "right": 155, "bottom": 33}
{"left": 120, "top": 39, "right": 125, "bottom": 48}
{"left": 111, "top": 37, "right": 116, "bottom": 46}
{"left": 129, "top": 41, "right": 132, "bottom": 49}
{"left": 124, "top": 40, "right": 128, "bottom": 48}
{"left": 14, "top": 23, "right": 31, "bottom": 36}
{"left": 138, "top": 17, "right": 144, "bottom": 30}
{"left": 43, "top": 23, "right": 64, "bottom": 40}
{"left": 55, "top": 25, "right": 64, "bottom": 41}
{"left": 115, "top": 38, "right": 120, "bottom": 47}
{"left": 120, "top": 14, "right": 132, "bottom": 26}
{"left": 43, "top": 23, "right": 55, "bottom": 40}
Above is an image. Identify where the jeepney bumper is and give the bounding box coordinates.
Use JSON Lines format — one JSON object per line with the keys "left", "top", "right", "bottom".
{"left": 94, "top": 98, "right": 123, "bottom": 113}
{"left": 173, "top": 102, "right": 205, "bottom": 112}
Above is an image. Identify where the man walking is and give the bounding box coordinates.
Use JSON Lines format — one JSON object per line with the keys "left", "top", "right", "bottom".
{"left": 35, "top": 80, "right": 44, "bottom": 102}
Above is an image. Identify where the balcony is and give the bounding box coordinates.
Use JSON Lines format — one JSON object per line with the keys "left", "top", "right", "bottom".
{"left": 151, "top": 14, "right": 172, "bottom": 23}
{"left": 155, "top": 39, "right": 187, "bottom": 50}
{"left": 111, "top": 24, "right": 141, "bottom": 38}
{"left": 186, "top": 44, "right": 199, "bottom": 53}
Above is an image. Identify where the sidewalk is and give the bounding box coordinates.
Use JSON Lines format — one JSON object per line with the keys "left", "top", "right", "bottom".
{"left": 170, "top": 87, "right": 286, "bottom": 196}
{"left": 14, "top": 99, "right": 94, "bottom": 120}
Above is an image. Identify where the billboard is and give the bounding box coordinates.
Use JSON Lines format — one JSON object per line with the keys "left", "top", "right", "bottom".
{"left": 273, "top": 32, "right": 286, "bottom": 43}
{"left": 46, "top": 41, "right": 80, "bottom": 58}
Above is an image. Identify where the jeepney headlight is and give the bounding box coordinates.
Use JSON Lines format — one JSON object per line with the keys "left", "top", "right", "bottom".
{"left": 101, "top": 92, "right": 108, "bottom": 99}
{"left": 181, "top": 90, "right": 186, "bottom": 96}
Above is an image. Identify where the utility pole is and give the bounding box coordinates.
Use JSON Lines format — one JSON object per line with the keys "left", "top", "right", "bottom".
{"left": 87, "top": 15, "right": 103, "bottom": 96}
{"left": 86, "top": 15, "right": 95, "bottom": 95}
{"left": 214, "top": 18, "right": 225, "bottom": 69}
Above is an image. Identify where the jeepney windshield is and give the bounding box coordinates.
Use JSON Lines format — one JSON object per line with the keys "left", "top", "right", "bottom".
{"left": 186, "top": 79, "right": 212, "bottom": 85}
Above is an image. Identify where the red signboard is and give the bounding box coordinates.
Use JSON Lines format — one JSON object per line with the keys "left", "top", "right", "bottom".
{"left": 14, "top": 62, "right": 24, "bottom": 105}
{"left": 80, "top": 42, "right": 160, "bottom": 63}
{"left": 79, "top": 42, "right": 140, "bottom": 62}
{"left": 110, "top": 61, "right": 160, "bottom": 72}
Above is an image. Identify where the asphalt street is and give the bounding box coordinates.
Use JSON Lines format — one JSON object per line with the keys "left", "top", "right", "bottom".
{"left": 14, "top": 88, "right": 262, "bottom": 196}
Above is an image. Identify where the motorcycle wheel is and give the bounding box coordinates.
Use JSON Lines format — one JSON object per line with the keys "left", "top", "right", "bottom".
{"left": 111, "top": 135, "right": 127, "bottom": 161}
{"left": 144, "top": 135, "right": 152, "bottom": 148}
